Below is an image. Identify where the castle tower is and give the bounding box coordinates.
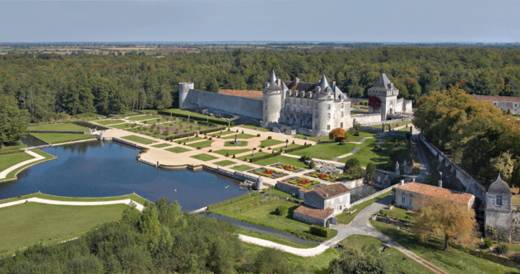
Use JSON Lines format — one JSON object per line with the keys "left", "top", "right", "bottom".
{"left": 313, "top": 74, "right": 335, "bottom": 135}
{"left": 485, "top": 174, "right": 513, "bottom": 241}
{"left": 262, "top": 70, "right": 283, "bottom": 126}
{"left": 178, "top": 82, "right": 194, "bottom": 109}
{"left": 367, "top": 73, "right": 399, "bottom": 120}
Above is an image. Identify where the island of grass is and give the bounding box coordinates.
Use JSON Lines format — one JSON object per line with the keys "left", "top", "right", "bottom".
{"left": 121, "top": 135, "right": 156, "bottom": 145}
{"left": 31, "top": 132, "right": 95, "bottom": 145}
{"left": 291, "top": 142, "right": 356, "bottom": 160}
{"left": 151, "top": 143, "right": 171, "bottom": 148}
{"left": 250, "top": 167, "right": 288, "bottom": 179}
{"left": 0, "top": 149, "right": 56, "bottom": 183}
{"left": 93, "top": 119, "right": 125, "bottom": 126}
{"left": 281, "top": 177, "right": 320, "bottom": 190}
{"left": 166, "top": 146, "right": 191, "bottom": 153}
{"left": 214, "top": 160, "right": 236, "bottom": 167}
{"left": 0, "top": 192, "right": 146, "bottom": 257}
{"left": 28, "top": 122, "right": 88, "bottom": 132}
{"left": 260, "top": 138, "right": 284, "bottom": 148}
{"left": 238, "top": 151, "right": 270, "bottom": 162}
{"left": 209, "top": 189, "right": 336, "bottom": 242}
{"left": 191, "top": 153, "right": 218, "bottom": 161}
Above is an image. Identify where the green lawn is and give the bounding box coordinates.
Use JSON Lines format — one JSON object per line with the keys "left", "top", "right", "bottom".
{"left": 175, "top": 136, "right": 203, "bottom": 143}
{"left": 224, "top": 140, "right": 248, "bottom": 147}
{"left": 0, "top": 143, "right": 27, "bottom": 154}
{"left": 191, "top": 153, "right": 218, "bottom": 161}
{"left": 345, "top": 136, "right": 410, "bottom": 168}
{"left": 187, "top": 140, "right": 213, "bottom": 148}
{"left": 31, "top": 133, "right": 94, "bottom": 145}
{"left": 121, "top": 135, "right": 156, "bottom": 145}
{"left": 239, "top": 124, "right": 270, "bottom": 132}
{"left": 260, "top": 138, "right": 284, "bottom": 148}
{"left": 0, "top": 192, "right": 148, "bottom": 207}
{"left": 111, "top": 123, "right": 131, "bottom": 129}
{"left": 230, "top": 164, "right": 254, "bottom": 171}
{"left": 0, "top": 203, "right": 128, "bottom": 257}
{"left": 0, "top": 149, "right": 55, "bottom": 183}
{"left": 214, "top": 148, "right": 250, "bottom": 156}
{"left": 214, "top": 160, "right": 236, "bottom": 167}
{"left": 291, "top": 142, "right": 356, "bottom": 160}
{"left": 126, "top": 114, "right": 160, "bottom": 121}
{"left": 0, "top": 151, "right": 33, "bottom": 172}
{"left": 344, "top": 131, "right": 375, "bottom": 143}
{"left": 94, "top": 119, "right": 125, "bottom": 125}
{"left": 151, "top": 143, "right": 171, "bottom": 148}
{"left": 222, "top": 133, "right": 257, "bottom": 139}
{"left": 372, "top": 221, "right": 519, "bottom": 274}
{"left": 254, "top": 155, "right": 309, "bottom": 169}
{"left": 163, "top": 108, "right": 229, "bottom": 123}
{"left": 209, "top": 190, "right": 335, "bottom": 241}
{"left": 238, "top": 152, "right": 270, "bottom": 162}
{"left": 28, "top": 122, "right": 88, "bottom": 132}
{"left": 166, "top": 146, "right": 191, "bottom": 153}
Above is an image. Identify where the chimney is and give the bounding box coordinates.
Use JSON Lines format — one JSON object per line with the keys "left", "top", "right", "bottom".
{"left": 400, "top": 179, "right": 405, "bottom": 185}
{"left": 438, "top": 171, "right": 443, "bottom": 188}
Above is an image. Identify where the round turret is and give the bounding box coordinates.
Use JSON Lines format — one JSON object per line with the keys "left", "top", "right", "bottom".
{"left": 262, "top": 70, "right": 283, "bottom": 126}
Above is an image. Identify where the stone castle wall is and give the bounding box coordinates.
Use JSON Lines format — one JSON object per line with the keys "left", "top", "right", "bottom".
{"left": 419, "top": 134, "right": 486, "bottom": 201}
{"left": 352, "top": 113, "right": 382, "bottom": 126}
{"left": 181, "top": 89, "right": 263, "bottom": 120}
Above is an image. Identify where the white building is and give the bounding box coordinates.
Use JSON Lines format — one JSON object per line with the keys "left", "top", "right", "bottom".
{"left": 367, "top": 73, "right": 413, "bottom": 120}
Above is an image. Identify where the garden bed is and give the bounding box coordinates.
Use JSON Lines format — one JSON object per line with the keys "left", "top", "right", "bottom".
{"left": 250, "top": 167, "right": 288, "bottom": 179}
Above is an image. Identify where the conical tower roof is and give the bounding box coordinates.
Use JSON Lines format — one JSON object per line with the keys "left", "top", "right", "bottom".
{"left": 488, "top": 173, "right": 511, "bottom": 195}
{"left": 374, "top": 73, "right": 392, "bottom": 89}
{"left": 269, "top": 69, "right": 277, "bottom": 85}
{"left": 319, "top": 74, "right": 330, "bottom": 90}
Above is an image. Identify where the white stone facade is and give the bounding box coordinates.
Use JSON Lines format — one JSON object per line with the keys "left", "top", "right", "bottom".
{"left": 367, "top": 73, "right": 413, "bottom": 120}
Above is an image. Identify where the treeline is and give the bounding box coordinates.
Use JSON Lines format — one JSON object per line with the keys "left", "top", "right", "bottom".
{"left": 1, "top": 47, "right": 520, "bottom": 122}
{"left": 0, "top": 199, "right": 388, "bottom": 274}
{"left": 414, "top": 89, "right": 520, "bottom": 188}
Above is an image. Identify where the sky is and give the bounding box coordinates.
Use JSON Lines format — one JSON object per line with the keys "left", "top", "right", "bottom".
{"left": 0, "top": 0, "right": 519, "bottom": 43}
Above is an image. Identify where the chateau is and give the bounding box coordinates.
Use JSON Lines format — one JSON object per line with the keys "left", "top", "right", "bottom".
{"left": 179, "top": 70, "right": 413, "bottom": 136}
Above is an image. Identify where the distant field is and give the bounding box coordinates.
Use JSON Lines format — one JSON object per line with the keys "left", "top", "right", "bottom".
{"left": 0, "top": 203, "right": 128, "bottom": 257}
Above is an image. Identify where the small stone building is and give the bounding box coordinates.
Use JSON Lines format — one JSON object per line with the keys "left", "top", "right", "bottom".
{"left": 394, "top": 182, "right": 475, "bottom": 211}
{"left": 485, "top": 174, "right": 520, "bottom": 242}
{"left": 293, "top": 183, "right": 350, "bottom": 226}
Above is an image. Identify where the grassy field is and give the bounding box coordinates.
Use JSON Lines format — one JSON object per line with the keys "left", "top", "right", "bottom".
{"left": 214, "top": 160, "right": 236, "bottom": 166}
{"left": 151, "top": 143, "right": 171, "bottom": 148}
{"left": 0, "top": 192, "right": 148, "bottom": 206}
{"left": 94, "top": 119, "right": 125, "bottom": 125}
{"left": 28, "top": 122, "right": 88, "bottom": 132}
{"left": 231, "top": 164, "right": 254, "bottom": 171}
{"left": 0, "top": 149, "right": 55, "bottom": 183}
{"left": 187, "top": 140, "right": 213, "bottom": 148}
{"left": 214, "top": 148, "right": 250, "bottom": 156}
{"left": 191, "top": 153, "right": 218, "bottom": 161}
{"left": 0, "top": 151, "right": 33, "bottom": 172}
{"left": 260, "top": 138, "right": 284, "bottom": 148}
{"left": 254, "top": 155, "right": 309, "bottom": 169}
{"left": 209, "top": 190, "right": 335, "bottom": 241}
{"left": 291, "top": 142, "right": 356, "bottom": 160}
{"left": 163, "top": 108, "right": 229, "bottom": 123}
{"left": 121, "top": 135, "right": 156, "bottom": 145}
{"left": 126, "top": 114, "right": 160, "bottom": 121}
{"left": 345, "top": 136, "right": 410, "bottom": 168}
{"left": 166, "top": 146, "right": 191, "bottom": 153}
{"left": 31, "top": 133, "right": 94, "bottom": 144}
{"left": 223, "top": 133, "right": 257, "bottom": 139}
{"left": 0, "top": 203, "right": 128, "bottom": 257}
{"left": 372, "top": 221, "right": 519, "bottom": 274}
{"left": 176, "top": 136, "right": 203, "bottom": 143}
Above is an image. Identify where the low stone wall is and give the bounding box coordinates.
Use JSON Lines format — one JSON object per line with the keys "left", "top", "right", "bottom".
{"left": 342, "top": 178, "right": 364, "bottom": 189}
{"left": 419, "top": 134, "right": 486, "bottom": 201}
{"left": 275, "top": 182, "right": 305, "bottom": 199}
{"left": 352, "top": 113, "right": 382, "bottom": 126}
{"left": 349, "top": 184, "right": 396, "bottom": 208}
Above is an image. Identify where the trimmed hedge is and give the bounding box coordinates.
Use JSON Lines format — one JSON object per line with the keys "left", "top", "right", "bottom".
{"left": 309, "top": 226, "right": 328, "bottom": 237}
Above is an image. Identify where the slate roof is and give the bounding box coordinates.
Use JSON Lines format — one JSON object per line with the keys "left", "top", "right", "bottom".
{"left": 294, "top": 205, "right": 334, "bottom": 220}
{"left": 488, "top": 174, "right": 512, "bottom": 195}
{"left": 396, "top": 182, "right": 475, "bottom": 205}
{"left": 310, "top": 183, "right": 350, "bottom": 199}
{"left": 373, "top": 73, "right": 393, "bottom": 89}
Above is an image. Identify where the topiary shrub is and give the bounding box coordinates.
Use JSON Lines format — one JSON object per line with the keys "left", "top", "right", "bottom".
{"left": 273, "top": 205, "right": 288, "bottom": 216}
{"left": 495, "top": 244, "right": 509, "bottom": 255}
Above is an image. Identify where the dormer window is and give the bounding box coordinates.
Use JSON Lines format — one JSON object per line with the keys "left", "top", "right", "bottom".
{"left": 496, "top": 195, "right": 503, "bottom": 206}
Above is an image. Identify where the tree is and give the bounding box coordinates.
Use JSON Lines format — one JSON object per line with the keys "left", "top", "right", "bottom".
{"left": 0, "top": 95, "right": 30, "bottom": 146}
{"left": 329, "top": 128, "right": 346, "bottom": 144}
{"left": 413, "top": 200, "right": 476, "bottom": 250}
{"left": 344, "top": 158, "right": 365, "bottom": 179}
{"left": 252, "top": 249, "right": 293, "bottom": 274}
{"left": 329, "top": 247, "right": 385, "bottom": 274}
{"left": 491, "top": 151, "right": 516, "bottom": 183}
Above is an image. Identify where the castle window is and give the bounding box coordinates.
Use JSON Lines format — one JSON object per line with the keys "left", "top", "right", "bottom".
{"left": 328, "top": 104, "right": 331, "bottom": 110}
{"left": 341, "top": 111, "right": 344, "bottom": 117}
{"left": 328, "top": 113, "right": 331, "bottom": 119}
{"left": 327, "top": 125, "right": 330, "bottom": 130}
{"left": 496, "top": 195, "right": 503, "bottom": 206}
{"left": 401, "top": 195, "right": 405, "bottom": 205}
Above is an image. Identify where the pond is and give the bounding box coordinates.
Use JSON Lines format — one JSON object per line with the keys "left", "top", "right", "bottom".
{"left": 0, "top": 141, "right": 247, "bottom": 211}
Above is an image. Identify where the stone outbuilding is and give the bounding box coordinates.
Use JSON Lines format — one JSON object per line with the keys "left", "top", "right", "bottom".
{"left": 293, "top": 183, "right": 350, "bottom": 227}
{"left": 394, "top": 182, "right": 475, "bottom": 211}
{"left": 485, "top": 174, "right": 520, "bottom": 242}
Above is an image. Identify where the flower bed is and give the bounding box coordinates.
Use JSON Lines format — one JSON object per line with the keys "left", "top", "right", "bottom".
{"left": 306, "top": 170, "right": 340, "bottom": 182}
{"left": 281, "top": 177, "right": 320, "bottom": 190}
{"left": 250, "top": 168, "right": 288, "bottom": 179}
{"left": 271, "top": 163, "right": 305, "bottom": 173}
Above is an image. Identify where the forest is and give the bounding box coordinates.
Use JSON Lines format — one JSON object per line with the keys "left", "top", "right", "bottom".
{"left": 414, "top": 88, "right": 520, "bottom": 188}
{"left": 1, "top": 47, "right": 520, "bottom": 122}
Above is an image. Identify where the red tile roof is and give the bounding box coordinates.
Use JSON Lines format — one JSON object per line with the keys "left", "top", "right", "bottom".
{"left": 310, "top": 183, "right": 350, "bottom": 199}
{"left": 218, "top": 89, "right": 263, "bottom": 100}
{"left": 294, "top": 205, "right": 334, "bottom": 220}
{"left": 396, "top": 182, "right": 474, "bottom": 205}
{"left": 472, "top": 95, "right": 520, "bottom": 103}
